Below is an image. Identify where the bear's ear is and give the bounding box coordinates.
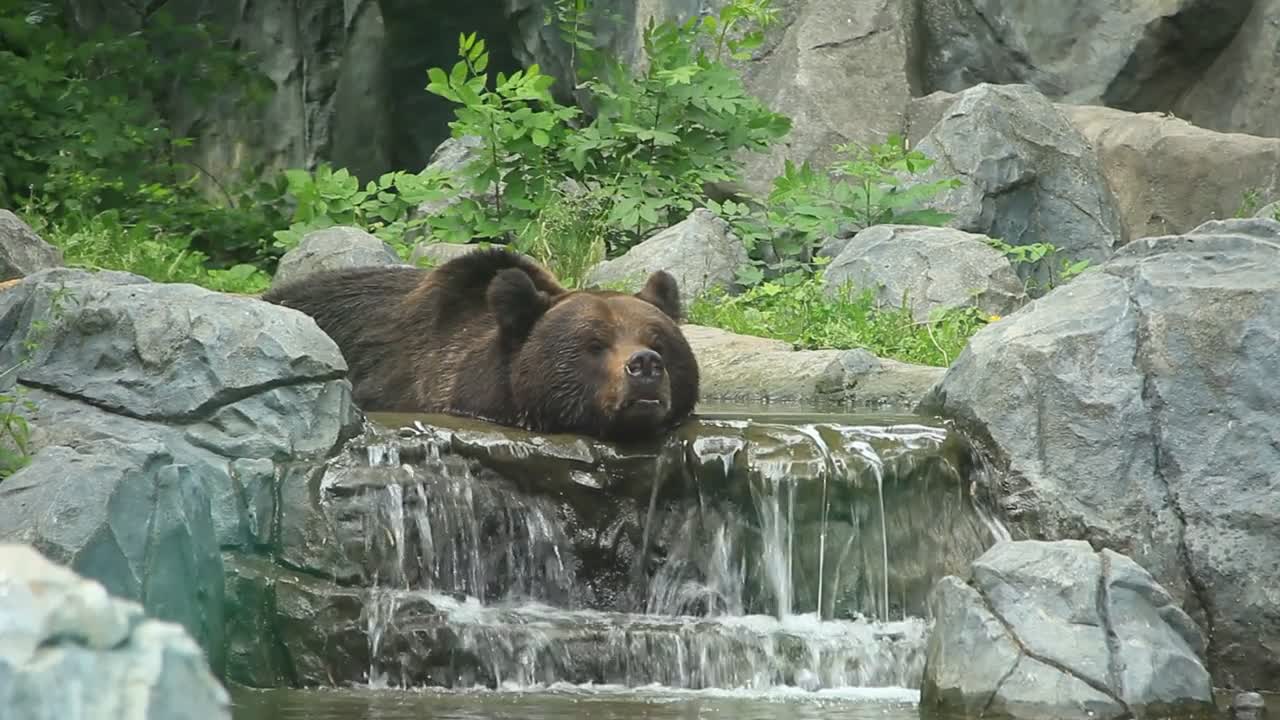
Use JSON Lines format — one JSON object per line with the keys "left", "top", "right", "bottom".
{"left": 488, "top": 267, "right": 553, "bottom": 341}
{"left": 636, "top": 271, "right": 683, "bottom": 321}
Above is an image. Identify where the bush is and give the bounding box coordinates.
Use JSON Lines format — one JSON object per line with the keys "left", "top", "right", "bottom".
{"left": 0, "top": 2, "right": 280, "bottom": 269}
{"left": 710, "top": 134, "right": 960, "bottom": 285}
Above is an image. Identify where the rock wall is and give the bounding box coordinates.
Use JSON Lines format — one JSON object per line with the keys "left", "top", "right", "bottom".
{"left": 66, "top": 0, "right": 1280, "bottom": 204}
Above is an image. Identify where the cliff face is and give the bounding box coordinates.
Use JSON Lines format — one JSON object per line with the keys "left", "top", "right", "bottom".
{"left": 65, "top": 0, "right": 1280, "bottom": 192}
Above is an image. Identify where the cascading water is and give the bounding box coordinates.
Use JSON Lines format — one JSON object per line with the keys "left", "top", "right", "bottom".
{"left": 301, "top": 411, "right": 1005, "bottom": 696}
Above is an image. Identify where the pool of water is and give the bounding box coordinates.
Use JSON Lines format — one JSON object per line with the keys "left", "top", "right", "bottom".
{"left": 228, "top": 685, "right": 927, "bottom": 720}
{"left": 229, "top": 686, "right": 1276, "bottom": 720}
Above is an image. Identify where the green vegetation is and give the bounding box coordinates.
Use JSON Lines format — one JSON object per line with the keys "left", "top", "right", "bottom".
{"left": 984, "top": 237, "right": 1092, "bottom": 297}
{"left": 711, "top": 134, "right": 960, "bottom": 285}
{"left": 1, "top": 0, "right": 1100, "bottom": 370}
{"left": 0, "top": 1, "right": 282, "bottom": 285}
{"left": 689, "top": 272, "right": 991, "bottom": 367}
{"left": 25, "top": 209, "right": 272, "bottom": 293}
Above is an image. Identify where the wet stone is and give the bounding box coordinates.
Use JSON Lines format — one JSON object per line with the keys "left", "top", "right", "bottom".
{"left": 227, "top": 411, "right": 1002, "bottom": 691}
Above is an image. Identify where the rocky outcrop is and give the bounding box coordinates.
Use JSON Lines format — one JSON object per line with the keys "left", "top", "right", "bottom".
{"left": 586, "top": 209, "right": 747, "bottom": 297}
{"left": 819, "top": 225, "right": 1025, "bottom": 322}
{"left": 0, "top": 543, "right": 232, "bottom": 719}
{"left": 1175, "top": 0, "right": 1280, "bottom": 141}
{"left": 684, "top": 325, "right": 944, "bottom": 409}
{"left": 0, "top": 268, "right": 361, "bottom": 674}
{"left": 1064, "top": 104, "right": 1280, "bottom": 240}
{"left": 922, "top": 540, "right": 1213, "bottom": 720}
{"left": 920, "top": 217, "right": 1280, "bottom": 690}
{"left": 0, "top": 211, "right": 62, "bottom": 281}
{"left": 732, "top": 0, "right": 923, "bottom": 195}
{"left": 272, "top": 226, "right": 404, "bottom": 288}
{"left": 69, "top": 0, "right": 1280, "bottom": 203}
{"left": 919, "top": 0, "right": 1252, "bottom": 112}
{"left": 916, "top": 84, "right": 1127, "bottom": 283}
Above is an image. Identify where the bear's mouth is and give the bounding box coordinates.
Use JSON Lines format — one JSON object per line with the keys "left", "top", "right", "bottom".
{"left": 624, "top": 398, "right": 666, "bottom": 411}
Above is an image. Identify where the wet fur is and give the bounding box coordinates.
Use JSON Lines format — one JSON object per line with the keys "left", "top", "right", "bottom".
{"left": 262, "top": 248, "right": 699, "bottom": 439}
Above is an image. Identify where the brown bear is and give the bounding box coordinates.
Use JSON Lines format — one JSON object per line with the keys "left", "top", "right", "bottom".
{"left": 261, "top": 247, "right": 700, "bottom": 442}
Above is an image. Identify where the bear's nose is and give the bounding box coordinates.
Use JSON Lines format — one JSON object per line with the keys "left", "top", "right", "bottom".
{"left": 625, "top": 349, "right": 664, "bottom": 381}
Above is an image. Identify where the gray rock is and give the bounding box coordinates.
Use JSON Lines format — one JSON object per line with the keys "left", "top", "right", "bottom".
{"left": 684, "top": 324, "right": 945, "bottom": 410}
{"left": 1176, "top": 0, "right": 1280, "bottom": 142}
{"left": 409, "top": 241, "right": 484, "bottom": 267}
{"left": 920, "top": 0, "right": 1252, "bottom": 110}
{"left": 585, "top": 209, "right": 747, "bottom": 298}
{"left": 1064, "top": 104, "right": 1280, "bottom": 239}
{"left": 412, "top": 135, "right": 496, "bottom": 221}
{"left": 905, "top": 90, "right": 960, "bottom": 147}
{"left": 0, "top": 543, "right": 231, "bottom": 719}
{"left": 733, "top": 0, "right": 923, "bottom": 195}
{"left": 223, "top": 553, "right": 373, "bottom": 688}
{"left": 922, "top": 540, "right": 1213, "bottom": 720}
{"left": 0, "top": 269, "right": 362, "bottom": 668}
{"left": 821, "top": 225, "right": 1026, "bottom": 322}
{"left": 1256, "top": 201, "right": 1280, "bottom": 221}
{"left": 1232, "top": 691, "right": 1268, "bottom": 720}
{"left": 920, "top": 576, "right": 1020, "bottom": 716}
{"left": 916, "top": 84, "right": 1126, "bottom": 285}
{"left": 0, "top": 211, "right": 62, "bottom": 281}
{"left": 68, "top": 1, "right": 449, "bottom": 197}
{"left": 0, "top": 268, "right": 348, "bottom": 421}
{"left": 272, "top": 226, "right": 403, "bottom": 288}
{"left": 920, "top": 217, "right": 1280, "bottom": 690}
{"left": 0, "top": 435, "right": 226, "bottom": 677}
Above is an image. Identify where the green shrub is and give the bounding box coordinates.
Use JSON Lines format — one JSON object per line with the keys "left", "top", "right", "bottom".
{"left": 513, "top": 185, "right": 609, "bottom": 288}
{"left": 688, "top": 272, "right": 991, "bottom": 367}
{"left": 984, "top": 237, "right": 1092, "bottom": 296}
{"left": 276, "top": 1, "right": 791, "bottom": 258}
{"left": 710, "top": 134, "right": 960, "bottom": 285}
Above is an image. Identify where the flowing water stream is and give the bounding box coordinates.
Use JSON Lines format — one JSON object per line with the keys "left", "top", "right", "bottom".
{"left": 229, "top": 406, "right": 1010, "bottom": 719}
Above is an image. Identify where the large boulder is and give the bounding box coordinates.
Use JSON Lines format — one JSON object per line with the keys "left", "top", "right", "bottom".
{"left": 922, "top": 540, "right": 1213, "bottom": 720}
{"left": 920, "top": 0, "right": 1253, "bottom": 111}
{"left": 0, "top": 268, "right": 361, "bottom": 672}
{"left": 586, "top": 209, "right": 748, "bottom": 297}
{"left": 820, "top": 225, "right": 1026, "bottom": 322}
{"left": 0, "top": 543, "right": 231, "bottom": 720}
{"left": 915, "top": 84, "right": 1127, "bottom": 284}
{"left": 272, "top": 226, "right": 403, "bottom": 288}
{"left": 0, "top": 438, "right": 223, "bottom": 676}
{"left": 1175, "top": 0, "right": 1280, "bottom": 141}
{"left": 1064, "top": 104, "right": 1280, "bottom": 240}
{"left": 919, "top": 217, "right": 1280, "bottom": 690}
{"left": 0, "top": 210, "right": 63, "bottom": 281}
{"left": 683, "top": 325, "right": 945, "bottom": 409}
{"left": 732, "top": 0, "right": 923, "bottom": 195}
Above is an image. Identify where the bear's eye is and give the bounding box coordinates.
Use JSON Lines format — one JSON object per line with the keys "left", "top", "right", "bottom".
{"left": 585, "top": 339, "right": 608, "bottom": 355}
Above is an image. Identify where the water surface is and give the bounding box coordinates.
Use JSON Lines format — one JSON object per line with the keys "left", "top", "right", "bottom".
{"left": 229, "top": 685, "right": 926, "bottom": 720}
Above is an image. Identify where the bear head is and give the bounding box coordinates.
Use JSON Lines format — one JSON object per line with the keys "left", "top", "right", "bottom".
{"left": 487, "top": 267, "right": 699, "bottom": 442}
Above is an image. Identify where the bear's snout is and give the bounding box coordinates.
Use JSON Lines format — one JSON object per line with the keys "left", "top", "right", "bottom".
{"left": 625, "top": 349, "right": 664, "bottom": 382}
